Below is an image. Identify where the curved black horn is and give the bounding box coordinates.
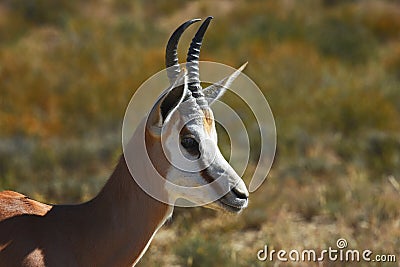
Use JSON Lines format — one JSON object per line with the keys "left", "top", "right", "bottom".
{"left": 187, "top": 16, "right": 213, "bottom": 97}
{"left": 166, "top": 18, "right": 200, "bottom": 84}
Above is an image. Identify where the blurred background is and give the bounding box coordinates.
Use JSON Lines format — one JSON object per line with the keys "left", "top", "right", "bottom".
{"left": 0, "top": 0, "right": 399, "bottom": 266}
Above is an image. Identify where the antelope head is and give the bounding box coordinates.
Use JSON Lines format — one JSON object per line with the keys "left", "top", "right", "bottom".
{"left": 145, "top": 17, "right": 249, "bottom": 213}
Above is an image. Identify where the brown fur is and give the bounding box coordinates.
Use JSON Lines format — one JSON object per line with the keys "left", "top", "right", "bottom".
{"left": 0, "top": 147, "right": 170, "bottom": 267}
{"left": 0, "top": 191, "right": 51, "bottom": 221}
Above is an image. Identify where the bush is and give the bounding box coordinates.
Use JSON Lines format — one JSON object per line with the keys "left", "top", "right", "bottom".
{"left": 363, "top": 132, "right": 400, "bottom": 179}
{"left": 358, "top": 1, "right": 400, "bottom": 41}
{"left": 316, "top": 86, "right": 399, "bottom": 136}
{"left": 382, "top": 43, "right": 400, "bottom": 81}
{"left": 5, "top": 0, "right": 76, "bottom": 26}
{"left": 309, "top": 17, "right": 377, "bottom": 63}
{"left": 175, "top": 234, "right": 234, "bottom": 267}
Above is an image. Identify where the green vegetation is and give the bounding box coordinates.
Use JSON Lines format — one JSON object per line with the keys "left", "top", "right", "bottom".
{"left": 0, "top": 0, "right": 399, "bottom": 266}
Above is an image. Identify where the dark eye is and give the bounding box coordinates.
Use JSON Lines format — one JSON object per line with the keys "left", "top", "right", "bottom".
{"left": 181, "top": 136, "right": 198, "bottom": 149}
{"left": 181, "top": 136, "right": 200, "bottom": 156}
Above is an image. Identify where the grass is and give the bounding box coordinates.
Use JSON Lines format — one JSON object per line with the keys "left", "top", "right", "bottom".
{"left": 0, "top": 0, "right": 399, "bottom": 266}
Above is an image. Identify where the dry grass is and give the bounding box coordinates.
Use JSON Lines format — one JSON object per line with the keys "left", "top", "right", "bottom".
{"left": 0, "top": 0, "right": 399, "bottom": 266}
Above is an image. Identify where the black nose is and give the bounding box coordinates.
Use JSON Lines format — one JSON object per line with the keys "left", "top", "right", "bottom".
{"left": 231, "top": 186, "right": 248, "bottom": 200}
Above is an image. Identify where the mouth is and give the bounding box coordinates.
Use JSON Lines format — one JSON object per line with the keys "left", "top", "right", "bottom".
{"left": 218, "top": 199, "right": 247, "bottom": 213}
{"left": 215, "top": 191, "right": 248, "bottom": 213}
{"left": 199, "top": 168, "right": 250, "bottom": 213}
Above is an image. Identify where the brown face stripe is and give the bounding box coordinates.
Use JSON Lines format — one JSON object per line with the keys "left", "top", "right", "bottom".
{"left": 200, "top": 168, "right": 214, "bottom": 184}
{"left": 200, "top": 168, "right": 225, "bottom": 196}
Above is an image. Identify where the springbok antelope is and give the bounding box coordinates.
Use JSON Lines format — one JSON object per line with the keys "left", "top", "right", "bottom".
{"left": 0, "top": 17, "right": 249, "bottom": 267}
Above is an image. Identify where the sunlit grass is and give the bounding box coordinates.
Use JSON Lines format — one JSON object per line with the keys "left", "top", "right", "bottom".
{"left": 1, "top": 0, "right": 399, "bottom": 266}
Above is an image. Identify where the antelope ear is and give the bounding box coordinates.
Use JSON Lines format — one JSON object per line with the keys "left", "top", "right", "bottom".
{"left": 147, "top": 70, "right": 188, "bottom": 132}
{"left": 203, "top": 62, "right": 247, "bottom": 106}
